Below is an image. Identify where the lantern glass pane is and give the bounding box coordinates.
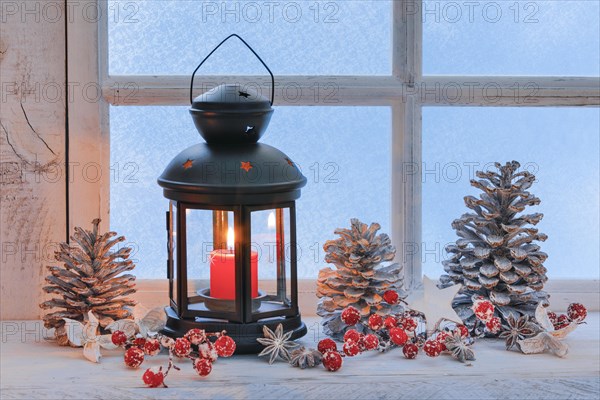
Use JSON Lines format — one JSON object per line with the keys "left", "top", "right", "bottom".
{"left": 108, "top": 0, "right": 392, "bottom": 75}
{"left": 250, "top": 208, "right": 293, "bottom": 315}
{"left": 423, "top": 0, "right": 600, "bottom": 75}
{"left": 186, "top": 208, "right": 239, "bottom": 314}
{"left": 422, "top": 107, "right": 600, "bottom": 280}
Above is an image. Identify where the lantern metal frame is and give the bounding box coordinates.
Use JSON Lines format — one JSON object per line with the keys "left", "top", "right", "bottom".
{"left": 159, "top": 34, "right": 307, "bottom": 353}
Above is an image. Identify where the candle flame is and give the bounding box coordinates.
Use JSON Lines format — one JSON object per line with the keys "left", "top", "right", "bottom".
{"left": 227, "top": 227, "right": 234, "bottom": 250}
{"left": 267, "top": 211, "right": 276, "bottom": 230}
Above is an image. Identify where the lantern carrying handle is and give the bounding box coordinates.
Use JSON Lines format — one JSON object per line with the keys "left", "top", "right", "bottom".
{"left": 189, "top": 34, "right": 275, "bottom": 106}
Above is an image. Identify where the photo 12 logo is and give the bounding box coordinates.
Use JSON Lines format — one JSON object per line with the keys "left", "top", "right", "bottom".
{"left": 405, "top": 1, "right": 540, "bottom": 24}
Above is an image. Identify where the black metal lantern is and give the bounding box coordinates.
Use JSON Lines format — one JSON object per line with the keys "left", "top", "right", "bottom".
{"left": 158, "top": 35, "right": 307, "bottom": 353}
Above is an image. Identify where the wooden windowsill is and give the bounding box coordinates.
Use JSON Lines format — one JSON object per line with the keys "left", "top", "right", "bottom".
{"left": 1, "top": 315, "right": 598, "bottom": 399}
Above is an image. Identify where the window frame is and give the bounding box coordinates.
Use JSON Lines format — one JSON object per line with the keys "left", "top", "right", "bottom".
{"left": 68, "top": 0, "right": 600, "bottom": 290}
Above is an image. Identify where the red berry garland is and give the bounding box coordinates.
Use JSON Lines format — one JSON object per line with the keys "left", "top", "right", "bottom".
{"left": 318, "top": 338, "right": 338, "bottom": 354}
{"left": 383, "top": 290, "right": 399, "bottom": 305}
{"left": 343, "top": 329, "right": 362, "bottom": 344}
{"left": 111, "top": 330, "right": 128, "bottom": 346}
{"left": 143, "top": 338, "right": 161, "bottom": 356}
{"left": 322, "top": 351, "right": 343, "bottom": 372}
{"left": 343, "top": 341, "right": 361, "bottom": 357}
{"left": 124, "top": 347, "right": 145, "bottom": 368}
{"left": 423, "top": 339, "right": 442, "bottom": 357}
{"left": 368, "top": 314, "right": 384, "bottom": 331}
{"left": 193, "top": 358, "right": 213, "bottom": 377}
{"left": 567, "top": 303, "right": 587, "bottom": 323}
{"left": 142, "top": 367, "right": 165, "bottom": 388}
{"left": 214, "top": 335, "right": 236, "bottom": 357}
{"left": 389, "top": 327, "right": 408, "bottom": 346}
{"left": 341, "top": 306, "right": 361, "bottom": 326}
{"left": 403, "top": 343, "right": 419, "bottom": 359}
{"left": 173, "top": 337, "right": 192, "bottom": 358}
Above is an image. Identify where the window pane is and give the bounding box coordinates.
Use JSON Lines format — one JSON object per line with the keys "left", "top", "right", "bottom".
{"left": 110, "top": 106, "right": 391, "bottom": 278}
{"left": 108, "top": 1, "right": 391, "bottom": 75}
{"left": 422, "top": 107, "right": 600, "bottom": 279}
{"left": 423, "top": 1, "right": 600, "bottom": 75}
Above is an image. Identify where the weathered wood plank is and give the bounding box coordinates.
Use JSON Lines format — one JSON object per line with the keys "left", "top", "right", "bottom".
{"left": 0, "top": 1, "right": 66, "bottom": 319}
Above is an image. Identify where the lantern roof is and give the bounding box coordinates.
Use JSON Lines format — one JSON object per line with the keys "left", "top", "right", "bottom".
{"left": 157, "top": 142, "right": 306, "bottom": 204}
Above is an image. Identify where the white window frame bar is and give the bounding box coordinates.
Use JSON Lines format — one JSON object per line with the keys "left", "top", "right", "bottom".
{"left": 68, "top": 0, "right": 600, "bottom": 292}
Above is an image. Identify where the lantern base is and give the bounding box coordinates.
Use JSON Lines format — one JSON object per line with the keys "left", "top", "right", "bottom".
{"left": 161, "top": 307, "right": 307, "bottom": 354}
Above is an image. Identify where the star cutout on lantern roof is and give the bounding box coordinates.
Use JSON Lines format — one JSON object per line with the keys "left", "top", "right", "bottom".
{"left": 408, "top": 275, "right": 463, "bottom": 335}
{"left": 240, "top": 161, "right": 253, "bottom": 172}
{"left": 182, "top": 159, "right": 194, "bottom": 170}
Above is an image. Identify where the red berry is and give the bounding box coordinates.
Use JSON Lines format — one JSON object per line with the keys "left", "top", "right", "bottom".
{"left": 368, "top": 314, "right": 384, "bottom": 331}
{"left": 214, "top": 335, "right": 236, "bottom": 357}
{"left": 403, "top": 343, "right": 419, "bottom": 359}
{"left": 142, "top": 367, "right": 165, "bottom": 388}
{"left": 343, "top": 329, "right": 362, "bottom": 343}
{"left": 318, "top": 338, "right": 338, "bottom": 354}
{"left": 111, "top": 330, "right": 127, "bottom": 346}
{"left": 456, "top": 325, "right": 469, "bottom": 338}
{"left": 383, "top": 316, "right": 398, "bottom": 330}
{"left": 567, "top": 303, "right": 587, "bottom": 323}
{"left": 193, "top": 358, "right": 212, "bottom": 377}
{"left": 473, "top": 300, "right": 495, "bottom": 322}
{"left": 143, "top": 338, "right": 161, "bottom": 356}
{"left": 436, "top": 331, "right": 451, "bottom": 351}
{"left": 343, "top": 340, "right": 361, "bottom": 357}
{"left": 383, "top": 290, "right": 399, "bottom": 305}
{"left": 423, "top": 339, "right": 442, "bottom": 357}
{"left": 341, "top": 306, "right": 361, "bottom": 326}
{"left": 547, "top": 311, "right": 558, "bottom": 325}
{"left": 362, "top": 334, "right": 380, "bottom": 351}
{"left": 399, "top": 316, "right": 417, "bottom": 332}
{"left": 173, "top": 337, "right": 191, "bottom": 358}
{"left": 389, "top": 327, "right": 408, "bottom": 346}
{"left": 132, "top": 337, "right": 147, "bottom": 349}
{"left": 554, "top": 314, "right": 571, "bottom": 330}
{"left": 322, "top": 351, "right": 343, "bottom": 372}
{"left": 184, "top": 328, "right": 207, "bottom": 345}
{"left": 124, "top": 347, "right": 145, "bottom": 368}
{"left": 485, "top": 317, "right": 502, "bottom": 334}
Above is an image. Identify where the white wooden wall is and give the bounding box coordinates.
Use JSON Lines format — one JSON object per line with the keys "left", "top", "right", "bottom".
{"left": 0, "top": 2, "right": 67, "bottom": 320}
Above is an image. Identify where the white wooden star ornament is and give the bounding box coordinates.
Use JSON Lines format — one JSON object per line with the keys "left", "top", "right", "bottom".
{"left": 409, "top": 276, "right": 463, "bottom": 334}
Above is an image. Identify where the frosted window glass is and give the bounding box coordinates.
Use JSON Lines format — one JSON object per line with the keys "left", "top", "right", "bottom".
{"left": 423, "top": 1, "right": 600, "bottom": 76}
{"left": 108, "top": 0, "right": 391, "bottom": 75}
{"left": 422, "top": 107, "right": 600, "bottom": 279}
{"left": 110, "top": 106, "right": 391, "bottom": 278}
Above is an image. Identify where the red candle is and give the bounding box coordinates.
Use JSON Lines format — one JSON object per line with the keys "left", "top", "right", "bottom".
{"left": 209, "top": 227, "right": 258, "bottom": 300}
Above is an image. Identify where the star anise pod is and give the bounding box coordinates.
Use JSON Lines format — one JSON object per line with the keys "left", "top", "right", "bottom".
{"left": 499, "top": 315, "right": 539, "bottom": 350}
{"left": 289, "top": 347, "right": 322, "bottom": 369}
{"left": 256, "top": 324, "right": 299, "bottom": 364}
{"left": 445, "top": 331, "right": 475, "bottom": 363}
